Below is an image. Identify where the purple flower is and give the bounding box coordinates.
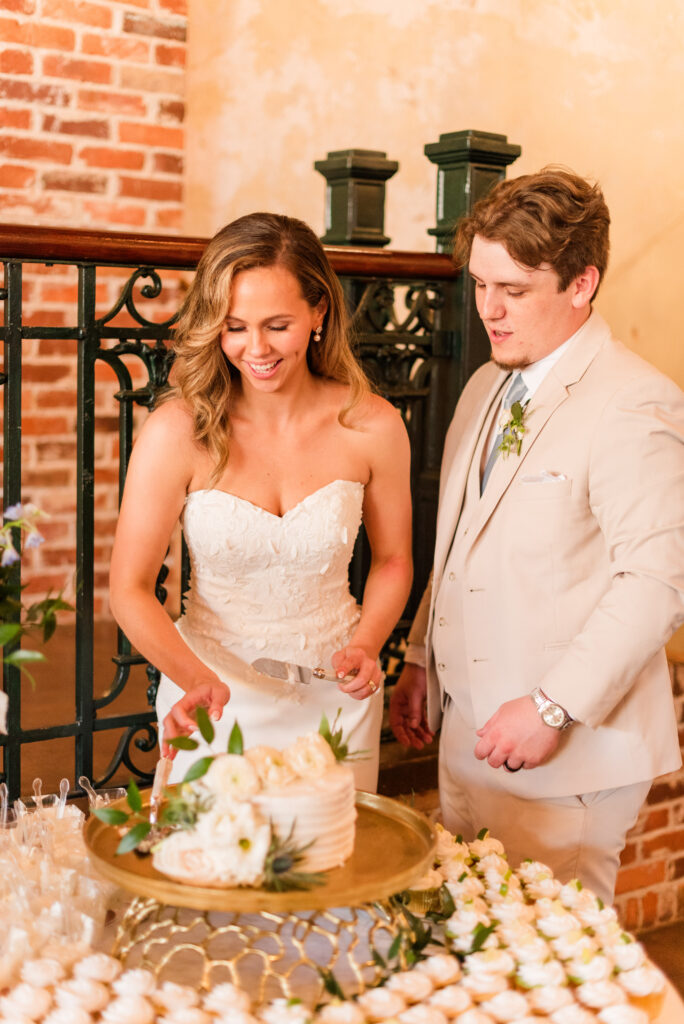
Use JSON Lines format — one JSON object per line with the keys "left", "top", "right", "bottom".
{"left": 1, "top": 546, "right": 20, "bottom": 567}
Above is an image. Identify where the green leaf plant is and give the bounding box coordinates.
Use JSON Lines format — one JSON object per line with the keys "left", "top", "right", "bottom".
{"left": 0, "top": 503, "right": 74, "bottom": 688}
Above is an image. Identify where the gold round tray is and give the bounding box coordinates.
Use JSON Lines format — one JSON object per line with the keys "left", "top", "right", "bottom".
{"left": 84, "top": 790, "right": 436, "bottom": 912}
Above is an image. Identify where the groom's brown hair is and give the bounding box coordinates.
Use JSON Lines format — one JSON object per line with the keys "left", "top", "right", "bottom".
{"left": 453, "top": 167, "right": 610, "bottom": 295}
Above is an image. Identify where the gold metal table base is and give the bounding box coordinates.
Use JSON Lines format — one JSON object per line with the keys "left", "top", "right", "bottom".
{"left": 111, "top": 896, "right": 408, "bottom": 1004}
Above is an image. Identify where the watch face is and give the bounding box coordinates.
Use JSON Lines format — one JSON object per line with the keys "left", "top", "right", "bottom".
{"left": 541, "top": 704, "right": 566, "bottom": 729}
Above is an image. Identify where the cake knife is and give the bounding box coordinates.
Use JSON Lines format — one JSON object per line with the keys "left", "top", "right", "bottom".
{"left": 251, "top": 657, "right": 354, "bottom": 685}
{"left": 149, "top": 755, "right": 173, "bottom": 825}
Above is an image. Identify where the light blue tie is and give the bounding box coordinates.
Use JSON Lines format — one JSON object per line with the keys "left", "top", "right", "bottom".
{"left": 480, "top": 373, "right": 528, "bottom": 494}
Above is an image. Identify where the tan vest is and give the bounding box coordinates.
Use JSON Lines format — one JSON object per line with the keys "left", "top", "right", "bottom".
{"left": 432, "top": 392, "right": 502, "bottom": 727}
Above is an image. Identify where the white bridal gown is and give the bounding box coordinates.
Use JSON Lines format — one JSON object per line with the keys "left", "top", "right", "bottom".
{"left": 156, "top": 479, "right": 383, "bottom": 791}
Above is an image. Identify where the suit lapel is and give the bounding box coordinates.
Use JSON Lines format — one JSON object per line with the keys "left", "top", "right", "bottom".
{"left": 466, "top": 310, "right": 611, "bottom": 544}
{"left": 433, "top": 369, "right": 508, "bottom": 582}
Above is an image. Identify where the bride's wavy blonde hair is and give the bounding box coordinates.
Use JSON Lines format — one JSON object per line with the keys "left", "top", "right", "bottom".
{"left": 163, "top": 212, "right": 370, "bottom": 484}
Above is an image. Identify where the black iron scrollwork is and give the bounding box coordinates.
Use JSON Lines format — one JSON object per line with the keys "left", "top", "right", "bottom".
{"left": 96, "top": 267, "right": 181, "bottom": 331}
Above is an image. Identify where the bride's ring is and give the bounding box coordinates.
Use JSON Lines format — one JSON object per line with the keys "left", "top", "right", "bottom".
{"left": 503, "top": 759, "right": 523, "bottom": 772}
{"left": 368, "top": 679, "right": 378, "bottom": 694}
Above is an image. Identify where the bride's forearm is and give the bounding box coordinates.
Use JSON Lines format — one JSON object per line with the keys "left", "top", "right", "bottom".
{"left": 110, "top": 587, "right": 220, "bottom": 695}
{"left": 349, "top": 554, "right": 413, "bottom": 659}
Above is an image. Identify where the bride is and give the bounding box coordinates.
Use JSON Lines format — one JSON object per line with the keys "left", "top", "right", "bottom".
{"left": 109, "top": 212, "right": 413, "bottom": 791}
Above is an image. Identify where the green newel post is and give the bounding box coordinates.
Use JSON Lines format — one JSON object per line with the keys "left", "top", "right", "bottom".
{"left": 425, "top": 129, "right": 521, "bottom": 384}
{"left": 314, "top": 148, "right": 399, "bottom": 247}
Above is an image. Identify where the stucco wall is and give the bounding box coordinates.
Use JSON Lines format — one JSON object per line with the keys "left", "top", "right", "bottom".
{"left": 184, "top": 0, "right": 684, "bottom": 387}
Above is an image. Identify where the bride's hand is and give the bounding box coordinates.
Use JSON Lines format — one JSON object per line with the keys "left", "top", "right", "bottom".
{"left": 332, "top": 646, "right": 382, "bottom": 700}
{"left": 162, "top": 680, "right": 231, "bottom": 758}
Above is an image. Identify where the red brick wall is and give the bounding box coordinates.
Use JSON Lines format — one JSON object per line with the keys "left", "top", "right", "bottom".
{"left": 0, "top": 0, "right": 187, "bottom": 615}
{"left": 0, "top": 0, "right": 186, "bottom": 232}
{"left": 614, "top": 656, "right": 684, "bottom": 932}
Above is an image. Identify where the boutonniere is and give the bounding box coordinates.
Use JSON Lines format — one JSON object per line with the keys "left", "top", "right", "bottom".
{"left": 498, "top": 398, "right": 531, "bottom": 458}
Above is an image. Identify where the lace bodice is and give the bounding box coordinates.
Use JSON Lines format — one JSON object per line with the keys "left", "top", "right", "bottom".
{"left": 178, "top": 479, "right": 364, "bottom": 668}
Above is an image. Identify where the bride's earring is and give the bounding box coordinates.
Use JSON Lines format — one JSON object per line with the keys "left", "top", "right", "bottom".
{"left": 313, "top": 326, "right": 322, "bottom": 343}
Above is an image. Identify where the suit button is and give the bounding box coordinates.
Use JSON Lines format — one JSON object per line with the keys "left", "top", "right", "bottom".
{"left": 439, "top": 617, "right": 446, "bottom": 626}
{"left": 448, "top": 572, "right": 455, "bottom": 581}
{"left": 438, "top": 662, "right": 446, "bottom": 671}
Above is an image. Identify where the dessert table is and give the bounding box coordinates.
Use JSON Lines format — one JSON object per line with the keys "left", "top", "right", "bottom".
{"left": 2, "top": 786, "right": 684, "bottom": 1024}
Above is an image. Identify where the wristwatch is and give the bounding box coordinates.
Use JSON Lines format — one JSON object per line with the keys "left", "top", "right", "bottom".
{"left": 530, "top": 687, "right": 574, "bottom": 730}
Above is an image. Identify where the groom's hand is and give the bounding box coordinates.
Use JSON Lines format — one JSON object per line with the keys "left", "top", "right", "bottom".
{"left": 162, "top": 680, "right": 230, "bottom": 758}
{"left": 389, "top": 664, "right": 434, "bottom": 749}
{"left": 474, "top": 696, "right": 561, "bottom": 771}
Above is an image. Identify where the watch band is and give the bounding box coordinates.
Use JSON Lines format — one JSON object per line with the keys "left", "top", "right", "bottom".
{"left": 530, "top": 687, "right": 574, "bottom": 730}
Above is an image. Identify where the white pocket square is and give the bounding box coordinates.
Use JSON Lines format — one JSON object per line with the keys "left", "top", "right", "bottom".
{"left": 521, "top": 471, "right": 568, "bottom": 483}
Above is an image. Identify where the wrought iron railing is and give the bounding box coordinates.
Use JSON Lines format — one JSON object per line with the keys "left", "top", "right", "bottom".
{"left": 0, "top": 225, "right": 465, "bottom": 800}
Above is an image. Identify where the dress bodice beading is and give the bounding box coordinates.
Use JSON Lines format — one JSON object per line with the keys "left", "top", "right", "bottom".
{"left": 178, "top": 479, "right": 364, "bottom": 668}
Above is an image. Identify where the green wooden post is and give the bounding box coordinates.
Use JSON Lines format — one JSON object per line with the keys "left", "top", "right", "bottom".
{"left": 425, "top": 130, "right": 521, "bottom": 384}
{"left": 314, "top": 148, "right": 398, "bottom": 247}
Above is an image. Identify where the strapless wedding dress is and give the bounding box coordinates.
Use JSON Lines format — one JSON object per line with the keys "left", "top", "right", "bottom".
{"left": 156, "top": 479, "right": 383, "bottom": 791}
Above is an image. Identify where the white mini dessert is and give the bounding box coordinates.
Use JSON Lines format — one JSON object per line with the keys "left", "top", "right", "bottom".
{"left": 43, "top": 1009, "right": 93, "bottom": 1024}
{"left": 445, "top": 874, "right": 485, "bottom": 902}
{"left": 161, "top": 1009, "right": 214, "bottom": 1024}
{"left": 100, "top": 994, "right": 155, "bottom": 1024}
{"left": 0, "top": 982, "right": 53, "bottom": 1021}
{"left": 464, "top": 950, "right": 515, "bottom": 977}
{"left": 202, "top": 981, "right": 253, "bottom": 1015}
{"left": 469, "top": 835, "right": 506, "bottom": 860}
{"left": 259, "top": 997, "right": 313, "bottom": 1024}
{"left": 460, "top": 973, "right": 510, "bottom": 1002}
{"left": 605, "top": 938, "right": 647, "bottom": 973}
{"left": 566, "top": 953, "right": 614, "bottom": 985}
{"left": 386, "top": 969, "right": 435, "bottom": 1003}
{"left": 357, "top": 986, "right": 408, "bottom": 1020}
{"left": 534, "top": 901, "right": 581, "bottom": 939}
{"left": 526, "top": 985, "right": 575, "bottom": 1015}
{"left": 479, "top": 990, "right": 531, "bottom": 1022}
{"left": 457, "top": 1008, "right": 498, "bottom": 1024}
{"left": 56, "top": 978, "right": 110, "bottom": 1013}
{"left": 550, "top": 928, "right": 598, "bottom": 962}
{"left": 615, "top": 965, "right": 667, "bottom": 1019}
{"left": 153, "top": 982, "right": 200, "bottom": 1011}
{"left": 515, "top": 959, "right": 567, "bottom": 989}
{"left": 20, "top": 958, "right": 66, "bottom": 988}
{"left": 398, "top": 1005, "right": 448, "bottom": 1024}
{"left": 574, "top": 980, "right": 628, "bottom": 1010}
{"left": 112, "top": 967, "right": 157, "bottom": 997}
{"left": 73, "top": 952, "right": 122, "bottom": 983}
{"left": 316, "top": 1000, "right": 366, "bottom": 1024}
{"left": 414, "top": 954, "right": 462, "bottom": 987}
{"left": 550, "top": 1005, "right": 599, "bottom": 1024}
{"left": 598, "top": 1006, "right": 651, "bottom": 1024}
{"left": 428, "top": 983, "right": 473, "bottom": 1018}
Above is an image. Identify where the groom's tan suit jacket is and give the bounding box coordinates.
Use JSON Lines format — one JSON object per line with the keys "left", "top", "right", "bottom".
{"left": 409, "top": 311, "right": 684, "bottom": 798}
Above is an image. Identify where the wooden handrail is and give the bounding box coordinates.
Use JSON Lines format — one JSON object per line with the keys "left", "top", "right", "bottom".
{"left": 0, "top": 223, "right": 459, "bottom": 280}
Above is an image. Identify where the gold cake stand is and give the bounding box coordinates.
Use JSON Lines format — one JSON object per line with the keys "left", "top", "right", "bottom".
{"left": 85, "top": 791, "right": 436, "bottom": 1002}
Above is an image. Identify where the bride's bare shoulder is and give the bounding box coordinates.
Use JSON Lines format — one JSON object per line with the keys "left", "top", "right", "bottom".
{"left": 136, "top": 396, "right": 198, "bottom": 453}
{"left": 345, "top": 389, "right": 406, "bottom": 438}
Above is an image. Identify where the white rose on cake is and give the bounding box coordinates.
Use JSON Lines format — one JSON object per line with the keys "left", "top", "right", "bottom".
{"left": 152, "top": 802, "right": 271, "bottom": 887}
{"left": 283, "top": 732, "right": 337, "bottom": 777}
{"left": 244, "top": 746, "right": 297, "bottom": 787}
{"left": 198, "top": 753, "right": 261, "bottom": 803}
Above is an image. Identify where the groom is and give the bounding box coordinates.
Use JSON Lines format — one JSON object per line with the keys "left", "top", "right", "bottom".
{"left": 390, "top": 167, "right": 684, "bottom": 902}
